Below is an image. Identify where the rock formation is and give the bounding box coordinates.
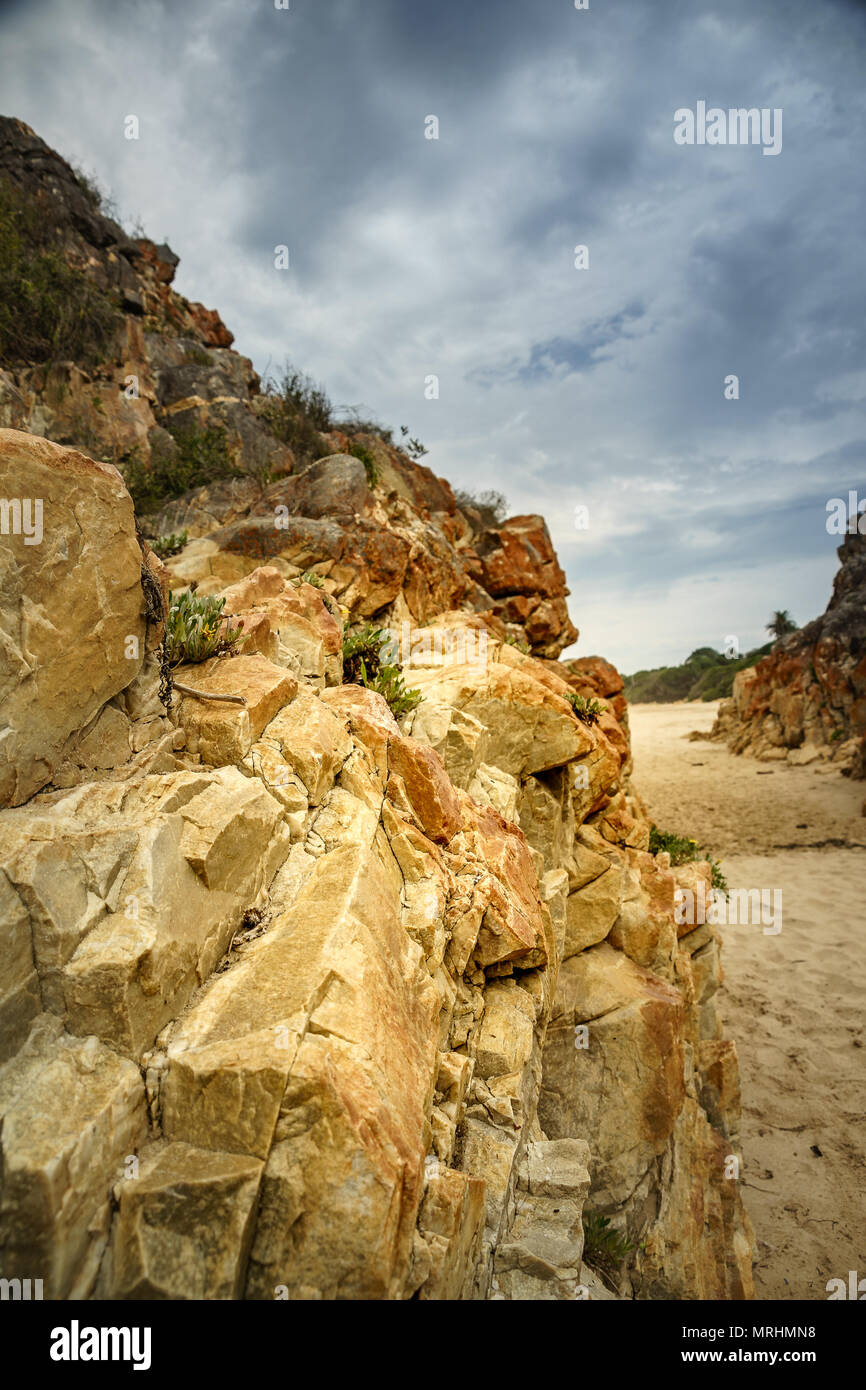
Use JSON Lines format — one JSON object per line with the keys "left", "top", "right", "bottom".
{"left": 711, "top": 529, "right": 866, "bottom": 776}
{"left": 0, "top": 116, "right": 754, "bottom": 1301}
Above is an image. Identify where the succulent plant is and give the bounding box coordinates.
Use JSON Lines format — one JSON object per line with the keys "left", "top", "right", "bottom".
{"left": 342, "top": 623, "right": 422, "bottom": 718}
{"left": 567, "top": 692, "right": 607, "bottom": 726}
{"left": 165, "top": 588, "right": 243, "bottom": 667}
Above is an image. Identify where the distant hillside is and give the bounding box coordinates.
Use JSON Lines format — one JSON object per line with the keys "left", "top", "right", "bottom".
{"left": 624, "top": 643, "right": 773, "bottom": 704}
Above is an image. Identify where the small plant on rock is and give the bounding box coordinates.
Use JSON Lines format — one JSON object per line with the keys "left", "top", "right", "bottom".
{"left": 342, "top": 623, "right": 422, "bottom": 719}
{"left": 149, "top": 530, "right": 188, "bottom": 559}
{"left": 709, "top": 859, "right": 729, "bottom": 894}
{"left": 165, "top": 589, "right": 244, "bottom": 667}
{"left": 399, "top": 424, "right": 428, "bottom": 460}
{"left": 567, "top": 692, "right": 607, "bottom": 726}
{"left": 292, "top": 568, "right": 325, "bottom": 589}
{"left": 349, "top": 440, "right": 379, "bottom": 488}
{"left": 502, "top": 633, "right": 531, "bottom": 655}
{"left": 582, "top": 1213, "right": 635, "bottom": 1284}
{"left": 648, "top": 825, "right": 728, "bottom": 894}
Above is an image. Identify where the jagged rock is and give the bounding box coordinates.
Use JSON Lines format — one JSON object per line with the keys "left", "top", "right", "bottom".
{"left": 263, "top": 454, "right": 370, "bottom": 520}
{"left": 563, "top": 865, "right": 623, "bottom": 959}
{"left": 218, "top": 569, "right": 343, "bottom": 687}
{"left": 0, "top": 870, "right": 39, "bottom": 1064}
{"left": 264, "top": 688, "right": 353, "bottom": 803}
{"left": 494, "top": 1139, "right": 591, "bottom": 1300}
{"left": 174, "top": 654, "right": 297, "bottom": 765}
{"left": 471, "top": 515, "right": 577, "bottom": 658}
{"left": 712, "top": 527, "right": 866, "bottom": 774}
{"left": 0, "top": 766, "right": 292, "bottom": 1057}
{"left": 387, "top": 735, "right": 463, "bottom": 844}
{"left": 407, "top": 644, "right": 593, "bottom": 777}
{"left": 0, "top": 429, "right": 147, "bottom": 805}
{"left": 98, "top": 1141, "right": 263, "bottom": 1300}
{"left": 540, "top": 943, "right": 687, "bottom": 1207}
{"left": 414, "top": 1168, "right": 486, "bottom": 1300}
{"left": 0, "top": 112, "right": 756, "bottom": 1304}
{"left": 0, "top": 1015, "right": 147, "bottom": 1299}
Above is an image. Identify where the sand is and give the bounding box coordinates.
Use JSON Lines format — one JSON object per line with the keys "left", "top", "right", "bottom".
{"left": 629, "top": 701, "right": 866, "bottom": 1301}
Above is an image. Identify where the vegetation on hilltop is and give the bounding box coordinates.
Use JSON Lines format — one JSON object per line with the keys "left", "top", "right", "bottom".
{"left": 260, "top": 362, "right": 333, "bottom": 467}
{"left": 624, "top": 642, "right": 773, "bottom": 704}
{"left": 0, "top": 177, "right": 120, "bottom": 369}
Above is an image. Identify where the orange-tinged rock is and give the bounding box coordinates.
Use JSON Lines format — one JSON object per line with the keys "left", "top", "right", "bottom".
{"left": 565, "top": 655, "right": 625, "bottom": 698}
{"left": 320, "top": 684, "right": 399, "bottom": 780}
{"left": 388, "top": 735, "right": 462, "bottom": 844}
{"left": 479, "top": 515, "right": 567, "bottom": 599}
{"left": 175, "top": 654, "right": 297, "bottom": 765}
{"left": 468, "top": 801, "right": 549, "bottom": 968}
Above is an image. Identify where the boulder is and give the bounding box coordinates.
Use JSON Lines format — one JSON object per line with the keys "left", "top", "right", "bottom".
{"left": 99, "top": 1141, "right": 263, "bottom": 1300}
{"left": 0, "top": 1016, "right": 147, "bottom": 1299}
{"left": 174, "top": 654, "right": 297, "bottom": 765}
{"left": 0, "top": 430, "right": 147, "bottom": 805}
{"left": 262, "top": 454, "right": 370, "bottom": 520}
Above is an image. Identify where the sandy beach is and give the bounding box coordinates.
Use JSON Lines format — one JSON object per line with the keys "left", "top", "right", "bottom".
{"left": 629, "top": 701, "right": 866, "bottom": 1301}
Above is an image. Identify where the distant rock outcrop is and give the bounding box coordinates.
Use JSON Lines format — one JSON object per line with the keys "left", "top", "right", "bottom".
{"left": 712, "top": 528, "right": 866, "bottom": 775}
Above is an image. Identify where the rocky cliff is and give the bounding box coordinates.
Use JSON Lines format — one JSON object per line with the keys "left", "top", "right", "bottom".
{"left": 0, "top": 116, "right": 753, "bottom": 1301}
{"left": 711, "top": 529, "right": 866, "bottom": 777}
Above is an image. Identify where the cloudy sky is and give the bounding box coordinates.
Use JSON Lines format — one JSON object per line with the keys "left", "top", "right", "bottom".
{"left": 2, "top": 0, "right": 865, "bottom": 670}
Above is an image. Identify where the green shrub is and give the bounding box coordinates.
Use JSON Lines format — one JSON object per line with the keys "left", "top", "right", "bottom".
{"left": 342, "top": 623, "right": 422, "bottom": 718}
{"left": 260, "top": 362, "right": 332, "bottom": 465}
{"left": 503, "top": 633, "right": 530, "bottom": 654}
{"left": 149, "top": 530, "right": 188, "bottom": 559}
{"left": 649, "top": 824, "right": 728, "bottom": 894}
{"left": 348, "top": 440, "right": 379, "bottom": 488}
{"left": 0, "top": 178, "right": 120, "bottom": 369}
{"left": 582, "top": 1213, "right": 634, "bottom": 1282}
{"left": 165, "top": 589, "right": 243, "bottom": 666}
{"left": 292, "top": 569, "right": 325, "bottom": 589}
{"left": 567, "top": 692, "right": 607, "bottom": 726}
{"left": 399, "top": 425, "right": 428, "bottom": 460}
{"left": 122, "top": 424, "right": 238, "bottom": 513}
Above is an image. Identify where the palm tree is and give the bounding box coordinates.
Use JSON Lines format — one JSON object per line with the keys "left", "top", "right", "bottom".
{"left": 766, "top": 609, "right": 797, "bottom": 641}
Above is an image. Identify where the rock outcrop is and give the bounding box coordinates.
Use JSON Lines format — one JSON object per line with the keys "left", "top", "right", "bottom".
{"left": 0, "top": 116, "right": 576, "bottom": 662}
{"left": 711, "top": 528, "right": 866, "bottom": 775}
{"left": 0, "top": 423, "right": 754, "bottom": 1301}
{"left": 0, "top": 115, "right": 754, "bottom": 1302}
